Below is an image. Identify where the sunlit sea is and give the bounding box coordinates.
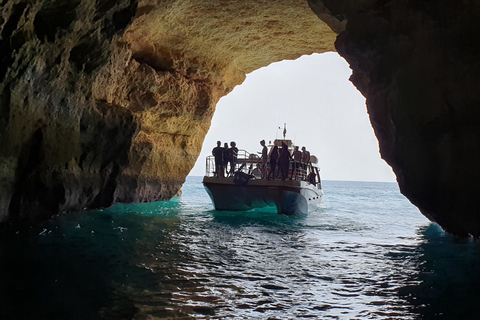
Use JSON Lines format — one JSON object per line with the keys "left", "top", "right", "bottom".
{"left": 2, "top": 177, "right": 480, "bottom": 319}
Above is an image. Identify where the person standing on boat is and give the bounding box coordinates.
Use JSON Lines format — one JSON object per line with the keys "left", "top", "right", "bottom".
{"left": 278, "top": 142, "right": 291, "bottom": 181}
{"left": 223, "top": 142, "right": 231, "bottom": 176}
{"left": 301, "top": 147, "right": 310, "bottom": 167}
{"left": 259, "top": 140, "right": 268, "bottom": 179}
{"left": 212, "top": 141, "right": 224, "bottom": 177}
{"left": 268, "top": 145, "right": 279, "bottom": 179}
{"left": 228, "top": 141, "right": 238, "bottom": 176}
{"left": 291, "top": 146, "right": 302, "bottom": 180}
{"left": 301, "top": 146, "right": 311, "bottom": 171}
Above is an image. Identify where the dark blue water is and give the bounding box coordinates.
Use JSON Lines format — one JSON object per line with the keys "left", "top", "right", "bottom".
{"left": 1, "top": 177, "right": 479, "bottom": 319}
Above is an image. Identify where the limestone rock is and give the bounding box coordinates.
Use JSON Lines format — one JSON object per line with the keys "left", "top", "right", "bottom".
{"left": 313, "top": 0, "right": 480, "bottom": 236}
{"left": 0, "top": 0, "right": 335, "bottom": 226}
{"left": 6, "top": 0, "right": 479, "bottom": 237}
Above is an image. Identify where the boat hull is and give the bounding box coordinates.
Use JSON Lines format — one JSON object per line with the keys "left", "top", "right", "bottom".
{"left": 202, "top": 177, "right": 322, "bottom": 215}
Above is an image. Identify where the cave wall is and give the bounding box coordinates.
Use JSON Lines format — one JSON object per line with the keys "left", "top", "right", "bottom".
{"left": 0, "top": 0, "right": 140, "bottom": 225}
{"left": 4, "top": 0, "right": 480, "bottom": 236}
{"left": 0, "top": 0, "right": 336, "bottom": 227}
{"left": 311, "top": 0, "right": 480, "bottom": 236}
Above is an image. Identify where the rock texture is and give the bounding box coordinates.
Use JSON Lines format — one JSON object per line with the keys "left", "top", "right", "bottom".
{"left": 0, "top": 0, "right": 335, "bottom": 227}
{"left": 311, "top": 0, "right": 480, "bottom": 236}
{"left": 4, "top": 0, "right": 480, "bottom": 237}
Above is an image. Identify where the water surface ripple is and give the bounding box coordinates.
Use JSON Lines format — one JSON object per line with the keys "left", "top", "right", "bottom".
{"left": 1, "top": 178, "right": 480, "bottom": 319}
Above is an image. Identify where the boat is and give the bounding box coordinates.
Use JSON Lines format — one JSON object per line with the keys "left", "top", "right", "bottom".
{"left": 202, "top": 138, "right": 323, "bottom": 215}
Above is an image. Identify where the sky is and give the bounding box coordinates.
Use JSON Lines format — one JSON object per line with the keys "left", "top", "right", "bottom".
{"left": 189, "top": 52, "right": 397, "bottom": 182}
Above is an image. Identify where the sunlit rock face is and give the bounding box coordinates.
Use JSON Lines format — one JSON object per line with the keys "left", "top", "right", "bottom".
{"left": 312, "top": 0, "right": 480, "bottom": 236}
{"left": 3, "top": 0, "right": 479, "bottom": 237}
{"left": 0, "top": 0, "right": 336, "bottom": 226}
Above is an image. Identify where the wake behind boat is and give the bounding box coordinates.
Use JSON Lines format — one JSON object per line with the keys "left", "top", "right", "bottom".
{"left": 202, "top": 138, "right": 323, "bottom": 215}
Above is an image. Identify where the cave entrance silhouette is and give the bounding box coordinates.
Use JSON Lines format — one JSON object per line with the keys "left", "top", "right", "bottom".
{"left": 190, "top": 53, "right": 395, "bottom": 183}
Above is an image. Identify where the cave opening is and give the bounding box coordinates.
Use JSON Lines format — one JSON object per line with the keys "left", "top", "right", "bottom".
{"left": 190, "top": 53, "right": 395, "bottom": 183}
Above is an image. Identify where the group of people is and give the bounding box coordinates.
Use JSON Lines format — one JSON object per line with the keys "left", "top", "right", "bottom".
{"left": 212, "top": 141, "right": 238, "bottom": 177}
{"left": 212, "top": 140, "right": 312, "bottom": 181}
{"left": 260, "top": 140, "right": 311, "bottom": 181}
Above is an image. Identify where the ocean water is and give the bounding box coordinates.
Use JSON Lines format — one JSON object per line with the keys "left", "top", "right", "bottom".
{"left": 1, "top": 177, "right": 480, "bottom": 319}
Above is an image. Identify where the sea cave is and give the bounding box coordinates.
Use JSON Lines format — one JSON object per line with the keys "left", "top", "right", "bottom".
{"left": 1, "top": 0, "right": 480, "bottom": 236}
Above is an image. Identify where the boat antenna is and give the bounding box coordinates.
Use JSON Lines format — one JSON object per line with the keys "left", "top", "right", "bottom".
{"left": 283, "top": 123, "right": 286, "bottom": 139}
{"left": 275, "top": 109, "right": 281, "bottom": 139}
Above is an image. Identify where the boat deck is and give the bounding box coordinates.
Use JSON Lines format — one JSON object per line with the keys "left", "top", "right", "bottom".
{"left": 203, "top": 176, "right": 312, "bottom": 187}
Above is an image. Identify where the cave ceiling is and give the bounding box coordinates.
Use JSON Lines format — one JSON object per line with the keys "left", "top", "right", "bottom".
{"left": 1, "top": 0, "right": 480, "bottom": 237}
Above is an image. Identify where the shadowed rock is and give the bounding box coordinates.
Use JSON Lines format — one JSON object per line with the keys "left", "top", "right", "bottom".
{"left": 311, "top": 0, "right": 480, "bottom": 236}
{"left": 2, "top": 0, "right": 480, "bottom": 237}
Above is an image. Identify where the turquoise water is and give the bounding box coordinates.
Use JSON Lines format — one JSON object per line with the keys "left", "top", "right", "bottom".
{"left": 1, "top": 177, "right": 479, "bottom": 319}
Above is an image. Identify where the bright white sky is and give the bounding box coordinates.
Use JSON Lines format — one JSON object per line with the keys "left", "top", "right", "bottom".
{"left": 189, "top": 52, "right": 397, "bottom": 182}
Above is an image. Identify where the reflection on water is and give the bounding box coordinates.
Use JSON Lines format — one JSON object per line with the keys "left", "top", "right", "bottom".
{"left": 0, "top": 180, "right": 479, "bottom": 319}
{"left": 400, "top": 224, "right": 480, "bottom": 320}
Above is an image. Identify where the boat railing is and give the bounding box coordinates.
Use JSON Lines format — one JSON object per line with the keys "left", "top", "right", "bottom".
{"left": 205, "top": 149, "right": 257, "bottom": 177}
{"left": 205, "top": 149, "right": 322, "bottom": 186}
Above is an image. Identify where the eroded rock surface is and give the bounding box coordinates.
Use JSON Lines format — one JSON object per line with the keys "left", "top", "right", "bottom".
{"left": 0, "top": 0, "right": 335, "bottom": 226}
{"left": 4, "top": 0, "right": 480, "bottom": 236}
{"left": 312, "top": 0, "right": 480, "bottom": 236}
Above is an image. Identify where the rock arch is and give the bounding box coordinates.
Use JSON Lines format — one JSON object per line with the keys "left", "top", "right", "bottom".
{"left": 1, "top": 0, "right": 479, "bottom": 236}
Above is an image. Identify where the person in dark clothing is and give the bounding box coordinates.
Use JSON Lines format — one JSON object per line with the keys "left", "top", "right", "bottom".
{"left": 228, "top": 141, "right": 238, "bottom": 176}
{"left": 223, "top": 142, "right": 230, "bottom": 176}
{"left": 212, "top": 141, "right": 224, "bottom": 177}
{"left": 278, "top": 142, "right": 291, "bottom": 180}
{"left": 268, "top": 145, "right": 279, "bottom": 179}
{"left": 307, "top": 171, "right": 316, "bottom": 185}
